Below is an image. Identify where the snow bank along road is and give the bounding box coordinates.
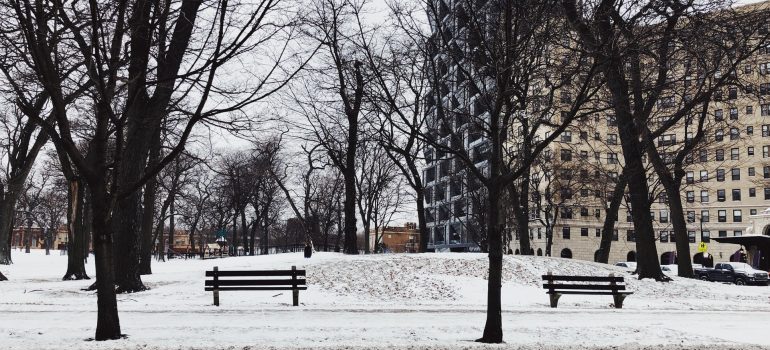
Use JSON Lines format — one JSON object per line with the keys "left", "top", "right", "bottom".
{"left": 2, "top": 250, "right": 770, "bottom": 350}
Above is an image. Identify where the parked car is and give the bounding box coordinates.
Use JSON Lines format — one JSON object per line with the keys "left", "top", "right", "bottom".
{"left": 615, "top": 262, "right": 637, "bottom": 272}
{"left": 694, "top": 262, "right": 769, "bottom": 286}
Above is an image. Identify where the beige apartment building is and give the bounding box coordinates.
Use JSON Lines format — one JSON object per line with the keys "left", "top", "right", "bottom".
{"left": 519, "top": 2, "right": 770, "bottom": 268}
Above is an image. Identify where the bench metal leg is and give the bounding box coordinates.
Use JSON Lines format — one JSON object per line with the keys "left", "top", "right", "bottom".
{"left": 213, "top": 289, "right": 220, "bottom": 306}
{"left": 292, "top": 289, "right": 299, "bottom": 306}
{"left": 549, "top": 293, "right": 561, "bottom": 308}
{"left": 612, "top": 294, "right": 626, "bottom": 308}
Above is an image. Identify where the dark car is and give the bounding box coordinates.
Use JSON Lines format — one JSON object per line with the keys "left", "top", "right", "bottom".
{"left": 695, "top": 262, "right": 769, "bottom": 286}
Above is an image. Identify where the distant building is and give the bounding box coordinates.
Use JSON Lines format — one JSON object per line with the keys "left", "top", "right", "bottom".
{"left": 11, "top": 225, "right": 68, "bottom": 250}
{"left": 369, "top": 222, "right": 420, "bottom": 253}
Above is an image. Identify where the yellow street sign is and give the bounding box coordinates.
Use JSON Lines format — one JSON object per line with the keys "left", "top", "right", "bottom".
{"left": 697, "top": 242, "right": 708, "bottom": 253}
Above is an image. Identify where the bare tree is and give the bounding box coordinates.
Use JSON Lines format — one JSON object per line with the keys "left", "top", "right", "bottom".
{"left": 562, "top": 0, "right": 769, "bottom": 279}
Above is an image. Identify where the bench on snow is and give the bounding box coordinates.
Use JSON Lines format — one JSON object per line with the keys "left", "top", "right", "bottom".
{"left": 205, "top": 266, "right": 307, "bottom": 306}
{"left": 541, "top": 272, "right": 632, "bottom": 308}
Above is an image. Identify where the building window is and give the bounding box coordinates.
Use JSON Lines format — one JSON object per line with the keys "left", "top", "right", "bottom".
{"left": 561, "top": 149, "right": 572, "bottom": 161}
{"left": 718, "top": 230, "right": 727, "bottom": 238}
{"left": 580, "top": 207, "right": 589, "bottom": 217}
{"left": 748, "top": 147, "right": 755, "bottom": 156}
{"left": 687, "top": 211, "right": 695, "bottom": 223}
{"left": 595, "top": 228, "right": 601, "bottom": 237}
{"left": 764, "top": 146, "right": 770, "bottom": 158}
{"left": 627, "top": 230, "right": 635, "bottom": 242}
{"left": 562, "top": 226, "right": 571, "bottom": 239}
{"left": 660, "top": 231, "right": 669, "bottom": 243}
{"left": 700, "top": 170, "right": 708, "bottom": 181}
{"left": 716, "top": 169, "right": 725, "bottom": 182}
{"left": 747, "top": 126, "right": 754, "bottom": 135}
{"left": 717, "top": 189, "right": 725, "bottom": 202}
{"left": 715, "top": 149, "right": 724, "bottom": 161}
{"left": 731, "top": 168, "right": 740, "bottom": 180}
{"left": 732, "top": 189, "right": 741, "bottom": 201}
{"left": 730, "top": 127, "right": 740, "bottom": 140}
{"left": 700, "top": 190, "right": 709, "bottom": 203}
{"left": 715, "top": 129, "right": 724, "bottom": 142}
{"left": 686, "top": 171, "right": 694, "bottom": 184}
{"left": 734, "top": 230, "right": 743, "bottom": 237}
{"left": 607, "top": 153, "right": 618, "bottom": 164}
{"left": 607, "top": 134, "right": 618, "bottom": 145}
{"left": 731, "top": 148, "right": 739, "bottom": 160}
{"left": 765, "top": 188, "right": 770, "bottom": 200}
{"left": 701, "top": 230, "right": 710, "bottom": 243}
{"left": 659, "top": 211, "right": 669, "bottom": 223}
{"left": 751, "top": 209, "right": 758, "bottom": 215}
{"left": 688, "top": 231, "right": 696, "bottom": 243}
{"left": 749, "top": 167, "right": 756, "bottom": 176}
{"left": 750, "top": 188, "right": 756, "bottom": 197}
{"left": 718, "top": 210, "right": 727, "bottom": 222}
{"left": 581, "top": 227, "right": 589, "bottom": 237}
{"left": 733, "top": 210, "right": 742, "bottom": 222}
{"left": 686, "top": 191, "right": 695, "bottom": 203}
{"left": 701, "top": 210, "right": 710, "bottom": 222}
{"left": 730, "top": 107, "right": 738, "bottom": 119}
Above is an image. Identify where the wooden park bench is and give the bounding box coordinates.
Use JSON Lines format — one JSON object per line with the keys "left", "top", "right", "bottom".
{"left": 541, "top": 272, "right": 632, "bottom": 308}
{"left": 205, "top": 266, "right": 307, "bottom": 306}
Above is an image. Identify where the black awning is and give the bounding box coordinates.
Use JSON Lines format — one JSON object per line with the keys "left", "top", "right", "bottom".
{"left": 713, "top": 235, "right": 770, "bottom": 248}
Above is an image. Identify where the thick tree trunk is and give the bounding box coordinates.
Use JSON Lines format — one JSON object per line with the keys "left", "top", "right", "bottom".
{"left": 597, "top": 176, "right": 627, "bottom": 264}
{"left": 614, "top": 111, "right": 663, "bottom": 279}
{"left": 0, "top": 181, "right": 22, "bottom": 264}
{"left": 665, "top": 183, "right": 694, "bottom": 278}
{"left": 112, "top": 176, "right": 147, "bottom": 292}
{"left": 510, "top": 180, "right": 532, "bottom": 255}
{"left": 138, "top": 178, "right": 157, "bottom": 275}
{"left": 168, "top": 200, "right": 175, "bottom": 256}
{"left": 343, "top": 170, "right": 358, "bottom": 254}
{"left": 478, "top": 184, "right": 503, "bottom": 343}
{"left": 90, "top": 186, "right": 121, "bottom": 340}
{"left": 62, "top": 179, "right": 90, "bottom": 280}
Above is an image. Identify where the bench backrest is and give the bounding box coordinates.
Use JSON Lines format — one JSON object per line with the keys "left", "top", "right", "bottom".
{"left": 541, "top": 273, "right": 626, "bottom": 292}
{"left": 205, "top": 265, "right": 307, "bottom": 291}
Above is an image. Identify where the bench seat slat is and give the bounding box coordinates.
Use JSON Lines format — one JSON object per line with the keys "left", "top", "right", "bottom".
{"left": 205, "top": 279, "right": 306, "bottom": 287}
{"left": 206, "top": 270, "right": 306, "bottom": 277}
{"left": 205, "top": 286, "right": 308, "bottom": 291}
{"left": 541, "top": 275, "right": 624, "bottom": 282}
{"left": 542, "top": 283, "right": 626, "bottom": 291}
{"left": 546, "top": 290, "right": 633, "bottom": 295}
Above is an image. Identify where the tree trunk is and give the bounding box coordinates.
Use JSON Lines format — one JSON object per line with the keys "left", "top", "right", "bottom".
{"left": 509, "top": 180, "right": 532, "bottom": 255}
{"left": 478, "top": 183, "right": 503, "bottom": 343}
{"left": 112, "top": 175, "right": 147, "bottom": 292}
{"left": 240, "top": 210, "right": 248, "bottom": 255}
{"left": 343, "top": 169, "right": 358, "bottom": 254}
{"left": 614, "top": 112, "right": 663, "bottom": 279}
{"left": 168, "top": 199, "right": 175, "bottom": 257}
{"left": 0, "top": 180, "right": 23, "bottom": 264}
{"left": 665, "top": 183, "right": 694, "bottom": 278}
{"left": 90, "top": 185, "right": 121, "bottom": 340}
{"left": 416, "top": 191, "right": 428, "bottom": 253}
{"left": 597, "top": 176, "right": 627, "bottom": 264}
{"left": 231, "top": 212, "right": 238, "bottom": 256}
{"left": 138, "top": 178, "right": 157, "bottom": 275}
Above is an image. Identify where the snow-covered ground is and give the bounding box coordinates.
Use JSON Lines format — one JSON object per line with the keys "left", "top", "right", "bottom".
{"left": 1, "top": 250, "right": 770, "bottom": 350}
